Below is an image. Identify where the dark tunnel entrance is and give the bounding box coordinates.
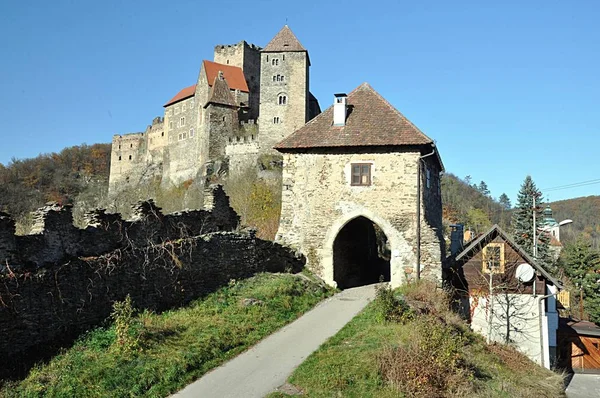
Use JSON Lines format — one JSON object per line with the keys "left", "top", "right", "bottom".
{"left": 333, "top": 216, "right": 391, "bottom": 289}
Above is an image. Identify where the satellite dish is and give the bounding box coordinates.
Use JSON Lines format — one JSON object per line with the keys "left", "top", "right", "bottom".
{"left": 516, "top": 263, "right": 535, "bottom": 283}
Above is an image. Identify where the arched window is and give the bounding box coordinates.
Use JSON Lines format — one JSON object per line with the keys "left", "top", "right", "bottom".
{"left": 278, "top": 95, "right": 287, "bottom": 105}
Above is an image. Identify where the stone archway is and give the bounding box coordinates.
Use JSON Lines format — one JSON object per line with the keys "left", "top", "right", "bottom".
{"left": 333, "top": 216, "right": 390, "bottom": 289}
{"left": 321, "top": 207, "right": 416, "bottom": 288}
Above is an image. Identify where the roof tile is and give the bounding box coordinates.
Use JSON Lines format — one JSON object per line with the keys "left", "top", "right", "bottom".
{"left": 262, "top": 25, "right": 307, "bottom": 52}
{"left": 164, "top": 85, "right": 196, "bottom": 107}
{"left": 275, "top": 83, "right": 433, "bottom": 150}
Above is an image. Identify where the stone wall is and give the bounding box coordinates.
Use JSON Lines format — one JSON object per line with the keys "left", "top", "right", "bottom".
{"left": 1, "top": 185, "right": 238, "bottom": 271}
{"left": 0, "top": 186, "right": 304, "bottom": 376}
{"left": 276, "top": 149, "right": 443, "bottom": 288}
{"left": 109, "top": 132, "right": 148, "bottom": 192}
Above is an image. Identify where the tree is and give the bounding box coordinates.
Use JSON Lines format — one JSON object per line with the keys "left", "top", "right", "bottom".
{"left": 498, "top": 193, "right": 511, "bottom": 210}
{"left": 560, "top": 237, "right": 600, "bottom": 323}
{"left": 478, "top": 181, "right": 490, "bottom": 197}
{"left": 511, "top": 176, "right": 554, "bottom": 273}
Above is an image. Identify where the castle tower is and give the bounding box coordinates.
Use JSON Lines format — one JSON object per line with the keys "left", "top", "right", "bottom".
{"left": 259, "top": 26, "right": 311, "bottom": 153}
{"left": 214, "top": 41, "right": 261, "bottom": 120}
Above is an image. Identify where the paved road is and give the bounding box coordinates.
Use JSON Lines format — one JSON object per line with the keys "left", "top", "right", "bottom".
{"left": 172, "top": 284, "right": 377, "bottom": 398}
{"left": 566, "top": 373, "right": 600, "bottom": 398}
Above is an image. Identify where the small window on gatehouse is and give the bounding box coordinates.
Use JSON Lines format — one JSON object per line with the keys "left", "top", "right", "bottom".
{"left": 351, "top": 163, "right": 371, "bottom": 186}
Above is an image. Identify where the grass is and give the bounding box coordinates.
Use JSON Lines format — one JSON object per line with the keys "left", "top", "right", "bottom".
{"left": 268, "top": 281, "right": 565, "bottom": 398}
{"left": 1, "top": 273, "right": 334, "bottom": 398}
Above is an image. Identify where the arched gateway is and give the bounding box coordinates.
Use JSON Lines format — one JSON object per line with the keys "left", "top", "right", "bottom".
{"left": 274, "top": 83, "right": 444, "bottom": 288}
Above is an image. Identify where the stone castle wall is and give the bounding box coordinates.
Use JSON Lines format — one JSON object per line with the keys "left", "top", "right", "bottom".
{"left": 0, "top": 186, "right": 304, "bottom": 377}
{"left": 276, "top": 149, "right": 443, "bottom": 287}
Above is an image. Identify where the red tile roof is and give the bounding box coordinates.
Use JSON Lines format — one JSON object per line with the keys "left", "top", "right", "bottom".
{"left": 203, "top": 60, "right": 249, "bottom": 93}
{"left": 275, "top": 83, "right": 434, "bottom": 150}
{"left": 263, "top": 25, "right": 307, "bottom": 52}
{"left": 164, "top": 85, "right": 196, "bottom": 107}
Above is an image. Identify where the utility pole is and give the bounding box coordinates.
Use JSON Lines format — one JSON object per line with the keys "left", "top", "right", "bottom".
{"left": 532, "top": 194, "right": 537, "bottom": 258}
{"left": 487, "top": 261, "right": 494, "bottom": 344}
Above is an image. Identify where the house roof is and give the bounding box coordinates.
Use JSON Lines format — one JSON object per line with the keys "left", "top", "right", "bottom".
{"left": 559, "top": 318, "right": 600, "bottom": 337}
{"left": 164, "top": 85, "right": 196, "bottom": 107}
{"left": 205, "top": 76, "right": 236, "bottom": 108}
{"left": 275, "top": 83, "right": 440, "bottom": 160}
{"left": 202, "top": 60, "right": 249, "bottom": 93}
{"left": 262, "top": 25, "right": 307, "bottom": 52}
{"left": 456, "top": 224, "right": 563, "bottom": 289}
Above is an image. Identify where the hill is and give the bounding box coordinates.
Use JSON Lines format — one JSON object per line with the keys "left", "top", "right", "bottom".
{"left": 441, "top": 173, "right": 511, "bottom": 234}
{"left": 550, "top": 195, "right": 600, "bottom": 249}
{"left": 0, "top": 144, "right": 111, "bottom": 230}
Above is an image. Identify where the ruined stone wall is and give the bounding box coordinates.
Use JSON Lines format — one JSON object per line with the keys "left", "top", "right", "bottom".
{"left": 147, "top": 116, "right": 166, "bottom": 152}
{"left": 226, "top": 136, "right": 260, "bottom": 177}
{"left": 259, "top": 51, "right": 309, "bottom": 153}
{"left": 1, "top": 185, "right": 238, "bottom": 271}
{"left": 276, "top": 149, "right": 443, "bottom": 288}
{"left": 0, "top": 185, "right": 307, "bottom": 374}
{"left": 0, "top": 231, "right": 303, "bottom": 376}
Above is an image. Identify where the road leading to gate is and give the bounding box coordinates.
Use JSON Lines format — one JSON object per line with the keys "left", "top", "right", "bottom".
{"left": 172, "top": 284, "right": 377, "bottom": 398}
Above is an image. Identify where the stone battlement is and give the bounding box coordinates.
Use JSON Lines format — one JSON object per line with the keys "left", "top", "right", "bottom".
{"left": 0, "top": 185, "right": 239, "bottom": 271}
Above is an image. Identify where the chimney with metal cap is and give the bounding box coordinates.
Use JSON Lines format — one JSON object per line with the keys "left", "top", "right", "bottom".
{"left": 333, "top": 93, "right": 347, "bottom": 126}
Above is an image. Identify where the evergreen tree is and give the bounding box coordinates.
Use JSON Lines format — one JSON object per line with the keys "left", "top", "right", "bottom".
{"left": 511, "top": 176, "right": 554, "bottom": 272}
{"left": 498, "top": 193, "right": 511, "bottom": 210}
{"left": 560, "top": 237, "right": 600, "bottom": 323}
{"left": 478, "top": 181, "right": 490, "bottom": 197}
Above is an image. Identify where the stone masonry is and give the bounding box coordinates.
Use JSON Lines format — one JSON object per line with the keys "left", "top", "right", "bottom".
{"left": 108, "top": 26, "right": 320, "bottom": 195}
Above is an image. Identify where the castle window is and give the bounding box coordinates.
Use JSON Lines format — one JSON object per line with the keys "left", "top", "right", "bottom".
{"left": 128, "top": 155, "right": 132, "bottom": 160}
{"left": 118, "top": 144, "right": 121, "bottom": 149}
{"left": 351, "top": 163, "right": 371, "bottom": 186}
{"left": 223, "top": 116, "right": 226, "bottom": 122}
{"left": 281, "top": 75, "right": 285, "bottom": 82}
{"left": 278, "top": 95, "right": 287, "bottom": 105}
{"left": 273, "top": 117, "right": 280, "bottom": 124}
{"left": 161, "top": 132, "right": 164, "bottom": 137}
{"left": 178, "top": 133, "right": 183, "bottom": 141}
{"left": 118, "top": 156, "right": 121, "bottom": 161}
{"left": 130, "top": 144, "right": 133, "bottom": 148}
{"left": 426, "top": 167, "right": 431, "bottom": 189}
{"left": 175, "top": 106, "right": 179, "bottom": 115}
{"left": 169, "top": 121, "right": 173, "bottom": 129}
{"left": 180, "top": 117, "right": 185, "bottom": 127}
{"left": 483, "top": 243, "right": 505, "bottom": 274}
{"left": 182, "top": 103, "right": 186, "bottom": 111}
{"left": 273, "top": 76, "right": 276, "bottom": 82}
{"left": 182, "top": 132, "right": 187, "bottom": 140}
{"left": 189, "top": 128, "right": 194, "bottom": 137}
{"left": 226, "top": 59, "right": 229, "bottom": 64}
{"left": 272, "top": 58, "right": 279, "bottom": 66}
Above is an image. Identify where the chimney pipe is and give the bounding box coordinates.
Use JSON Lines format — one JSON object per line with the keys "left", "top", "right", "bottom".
{"left": 333, "top": 93, "right": 347, "bottom": 126}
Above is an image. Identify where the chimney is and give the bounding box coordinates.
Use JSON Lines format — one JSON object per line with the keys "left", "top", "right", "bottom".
{"left": 450, "top": 224, "right": 464, "bottom": 256}
{"left": 333, "top": 93, "right": 347, "bottom": 126}
{"left": 218, "top": 70, "right": 224, "bottom": 80}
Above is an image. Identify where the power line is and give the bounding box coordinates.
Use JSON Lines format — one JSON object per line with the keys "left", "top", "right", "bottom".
{"left": 543, "top": 179, "right": 600, "bottom": 192}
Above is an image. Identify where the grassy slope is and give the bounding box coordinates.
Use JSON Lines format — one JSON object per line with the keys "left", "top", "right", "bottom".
{"left": 1, "top": 273, "right": 333, "bottom": 398}
{"left": 270, "top": 282, "right": 565, "bottom": 398}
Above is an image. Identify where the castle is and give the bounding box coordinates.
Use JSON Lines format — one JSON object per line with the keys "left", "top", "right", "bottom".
{"left": 108, "top": 26, "right": 321, "bottom": 194}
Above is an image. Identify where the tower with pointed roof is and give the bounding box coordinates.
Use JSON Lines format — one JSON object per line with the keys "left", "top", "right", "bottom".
{"left": 259, "top": 25, "right": 315, "bottom": 153}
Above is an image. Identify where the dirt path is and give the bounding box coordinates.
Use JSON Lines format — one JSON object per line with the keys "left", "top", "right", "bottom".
{"left": 172, "top": 284, "right": 377, "bottom": 398}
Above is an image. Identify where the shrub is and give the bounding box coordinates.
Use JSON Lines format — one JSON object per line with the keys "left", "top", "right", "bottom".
{"left": 373, "top": 283, "right": 413, "bottom": 323}
{"left": 377, "top": 316, "right": 474, "bottom": 397}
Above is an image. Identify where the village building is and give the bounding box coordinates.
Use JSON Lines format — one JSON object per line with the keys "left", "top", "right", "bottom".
{"left": 108, "top": 26, "right": 321, "bottom": 194}
{"left": 274, "top": 83, "right": 445, "bottom": 288}
{"left": 449, "top": 224, "right": 563, "bottom": 368}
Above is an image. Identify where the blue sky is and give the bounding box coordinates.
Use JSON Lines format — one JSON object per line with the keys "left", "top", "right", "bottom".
{"left": 1, "top": 0, "right": 598, "bottom": 203}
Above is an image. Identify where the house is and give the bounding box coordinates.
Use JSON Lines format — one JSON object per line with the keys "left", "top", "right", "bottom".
{"left": 558, "top": 318, "right": 600, "bottom": 373}
{"left": 274, "top": 83, "right": 445, "bottom": 289}
{"left": 449, "top": 224, "right": 563, "bottom": 368}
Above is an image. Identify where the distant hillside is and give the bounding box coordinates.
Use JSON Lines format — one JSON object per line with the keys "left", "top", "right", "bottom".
{"left": 0, "top": 144, "right": 111, "bottom": 230}
{"left": 550, "top": 195, "right": 600, "bottom": 249}
{"left": 441, "top": 173, "right": 511, "bottom": 234}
